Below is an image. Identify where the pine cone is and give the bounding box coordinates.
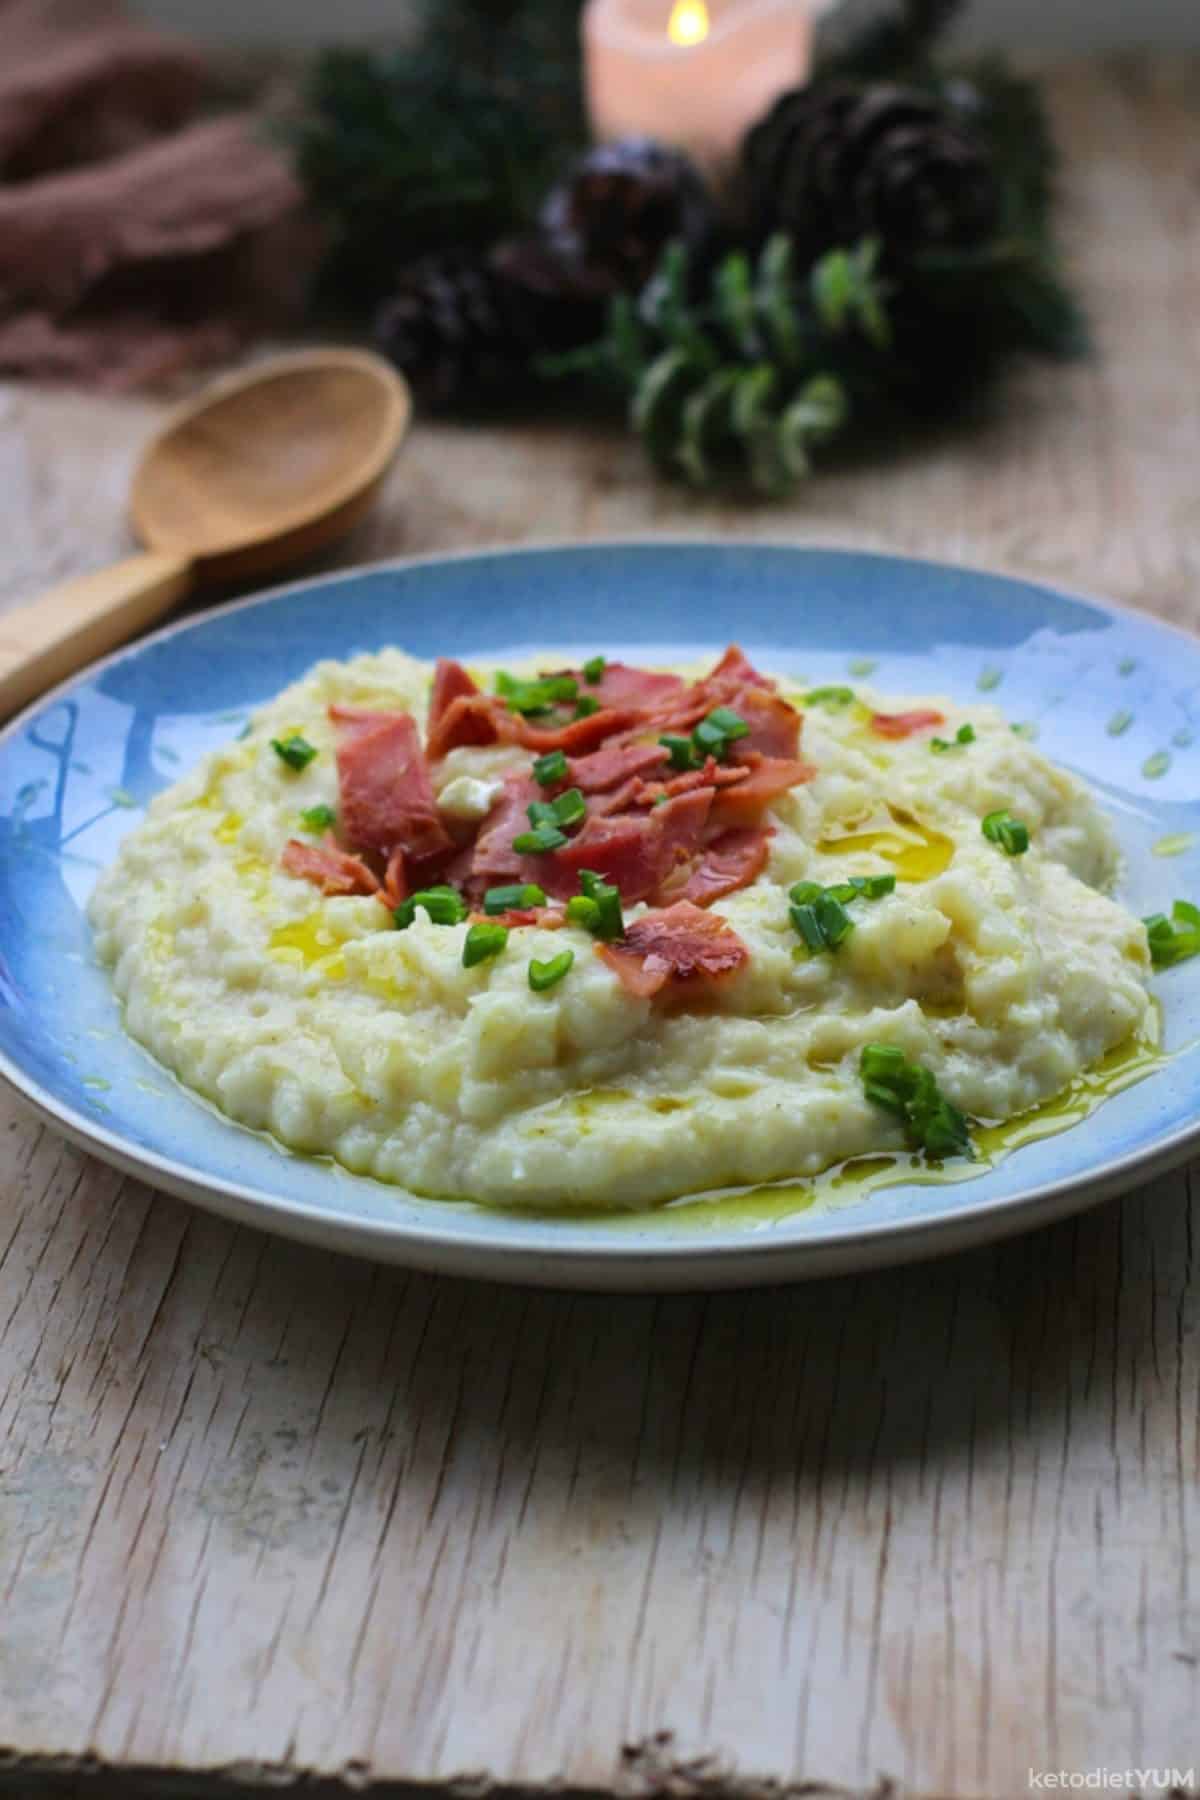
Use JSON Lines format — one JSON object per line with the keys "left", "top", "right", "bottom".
{"left": 539, "top": 136, "right": 717, "bottom": 300}
{"left": 373, "top": 240, "right": 607, "bottom": 412}
{"left": 373, "top": 251, "right": 530, "bottom": 411}
{"left": 741, "top": 81, "right": 1000, "bottom": 269}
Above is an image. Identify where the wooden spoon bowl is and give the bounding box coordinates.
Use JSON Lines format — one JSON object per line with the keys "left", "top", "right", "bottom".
{"left": 0, "top": 348, "right": 411, "bottom": 718}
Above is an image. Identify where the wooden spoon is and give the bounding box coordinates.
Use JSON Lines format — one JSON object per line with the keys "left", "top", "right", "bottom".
{"left": 0, "top": 348, "right": 411, "bottom": 719}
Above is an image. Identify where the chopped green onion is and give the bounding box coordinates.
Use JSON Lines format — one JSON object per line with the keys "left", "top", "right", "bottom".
{"left": 569, "top": 869, "right": 624, "bottom": 940}
{"left": 495, "top": 670, "right": 578, "bottom": 717}
{"left": 483, "top": 883, "right": 547, "bottom": 915}
{"left": 582, "top": 655, "right": 606, "bottom": 684}
{"left": 512, "top": 824, "right": 569, "bottom": 854}
{"left": 271, "top": 735, "right": 317, "bottom": 772}
{"left": 532, "top": 749, "right": 568, "bottom": 786}
{"left": 529, "top": 949, "right": 575, "bottom": 992}
{"left": 526, "top": 787, "right": 586, "bottom": 833}
{"left": 552, "top": 787, "right": 586, "bottom": 828}
{"left": 804, "top": 686, "right": 856, "bottom": 709}
{"left": 787, "top": 874, "right": 892, "bottom": 951}
{"left": 574, "top": 695, "right": 600, "bottom": 718}
{"left": 463, "top": 922, "right": 509, "bottom": 968}
{"left": 824, "top": 873, "right": 896, "bottom": 903}
{"left": 299, "top": 803, "right": 335, "bottom": 832}
{"left": 394, "top": 886, "right": 468, "bottom": 929}
{"left": 659, "top": 734, "right": 699, "bottom": 771}
{"left": 931, "top": 724, "right": 977, "bottom": 753}
{"left": 1144, "top": 899, "right": 1200, "bottom": 968}
{"left": 565, "top": 895, "right": 601, "bottom": 932}
{"left": 981, "top": 810, "right": 1030, "bottom": 855}
{"left": 859, "top": 1044, "right": 973, "bottom": 1159}
{"left": 693, "top": 708, "right": 749, "bottom": 760}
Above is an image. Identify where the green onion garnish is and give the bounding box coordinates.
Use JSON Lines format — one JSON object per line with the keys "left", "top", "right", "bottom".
{"left": 582, "top": 656, "right": 606, "bottom": 684}
{"left": 532, "top": 749, "right": 568, "bottom": 786}
{"left": 394, "top": 886, "right": 468, "bottom": 929}
{"left": 693, "top": 707, "right": 750, "bottom": 759}
{"left": 804, "top": 686, "right": 856, "bottom": 709}
{"left": 824, "top": 873, "right": 896, "bottom": 902}
{"left": 567, "top": 869, "right": 624, "bottom": 940}
{"left": 1144, "top": 900, "right": 1200, "bottom": 968}
{"left": 299, "top": 803, "right": 335, "bottom": 832}
{"left": 787, "top": 874, "right": 893, "bottom": 952}
{"left": 859, "top": 1044, "right": 973, "bottom": 1160}
{"left": 931, "top": 724, "right": 977, "bottom": 753}
{"left": 463, "top": 922, "right": 509, "bottom": 968}
{"left": 495, "top": 671, "right": 578, "bottom": 717}
{"left": 483, "top": 883, "right": 547, "bottom": 915}
{"left": 529, "top": 949, "right": 574, "bottom": 992}
{"left": 271, "top": 734, "right": 317, "bottom": 772}
{"left": 659, "top": 734, "right": 699, "bottom": 772}
{"left": 574, "top": 695, "right": 600, "bottom": 718}
{"left": 981, "top": 810, "right": 1030, "bottom": 855}
{"left": 512, "top": 824, "right": 568, "bottom": 854}
{"left": 525, "top": 787, "right": 586, "bottom": 836}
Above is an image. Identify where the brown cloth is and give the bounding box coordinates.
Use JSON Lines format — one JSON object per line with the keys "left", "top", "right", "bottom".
{"left": 0, "top": 0, "right": 315, "bottom": 387}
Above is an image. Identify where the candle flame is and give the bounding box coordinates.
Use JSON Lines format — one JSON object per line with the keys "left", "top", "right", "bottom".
{"left": 667, "top": 0, "right": 710, "bottom": 46}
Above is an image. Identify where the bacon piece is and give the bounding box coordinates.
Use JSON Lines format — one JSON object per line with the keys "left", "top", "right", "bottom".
{"left": 567, "top": 740, "right": 668, "bottom": 794}
{"left": 331, "top": 706, "right": 453, "bottom": 861}
{"left": 468, "top": 907, "right": 566, "bottom": 930}
{"left": 869, "top": 708, "right": 945, "bottom": 740}
{"left": 708, "top": 755, "right": 813, "bottom": 830}
{"left": 469, "top": 770, "right": 541, "bottom": 890}
{"left": 705, "top": 644, "right": 776, "bottom": 691}
{"left": 382, "top": 847, "right": 408, "bottom": 909}
{"left": 678, "top": 828, "right": 771, "bottom": 906}
{"left": 514, "top": 706, "right": 640, "bottom": 755}
{"left": 549, "top": 787, "right": 713, "bottom": 904}
{"left": 727, "top": 686, "right": 802, "bottom": 759}
{"left": 645, "top": 757, "right": 752, "bottom": 802}
{"left": 281, "top": 836, "right": 381, "bottom": 898}
{"left": 425, "top": 692, "right": 519, "bottom": 762}
{"left": 597, "top": 900, "right": 750, "bottom": 999}
{"left": 429, "top": 659, "right": 479, "bottom": 732}
{"left": 573, "top": 661, "right": 687, "bottom": 711}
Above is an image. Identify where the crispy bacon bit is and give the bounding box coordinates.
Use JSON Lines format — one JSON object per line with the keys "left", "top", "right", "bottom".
{"left": 574, "top": 662, "right": 687, "bottom": 711}
{"left": 468, "top": 907, "right": 566, "bottom": 929}
{"left": 567, "top": 740, "right": 668, "bottom": 793}
{"left": 514, "top": 706, "right": 640, "bottom": 755}
{"left": 678, "top": 828, "right": 771, "bottom": 906}
{"left": 597, "top": 900, "right": 750, "bottom": 999}
{"left": 869, "top": 708, "right": 945, "bottom": 740}
{"left": 708, "top": 756, "right": 813, "bottom": 830}
{"left": 727, "top": 686, "right": 802, "bottom": 759}
{"left": 550, "top": 787, "right": 713, "bottom": 903}
{"left": 331, "top": 706, "right": 453, "bottom": 861}
{"left": 281, "top": 837, "right": 381, "bottom": 898}
{"left": 425, "top": 692, "right": 518, "bottom": 763}
{"left": 382, "top": 847, "right": 408, "bottom": 909}
{"left": 705, "top": 644, "right": 776, "bottom": 692}
{"left": 646, "top": 757, "right": 752, "bottom": 803}
{"left": 429, "top": 659, "right": 479, "bottom": 731}
{"left": 469, "top": 770, "right": 541, "bottom": 890}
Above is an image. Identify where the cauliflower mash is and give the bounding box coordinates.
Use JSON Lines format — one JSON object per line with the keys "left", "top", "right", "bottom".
{"left": 87, "top": 645, "right": 1155, "bottom": 1210}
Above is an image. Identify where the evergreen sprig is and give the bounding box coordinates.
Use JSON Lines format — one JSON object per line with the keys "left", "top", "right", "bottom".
{"left": 288, "top": 1, "right": 586, "bottom": 311}
{"left": 546, "top": 235, "right": 894, "bottom": 496}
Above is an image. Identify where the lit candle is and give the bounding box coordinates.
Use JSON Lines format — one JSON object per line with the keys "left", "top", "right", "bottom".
{"left": 583, "top": 0, "right": 818, "bottom": 175}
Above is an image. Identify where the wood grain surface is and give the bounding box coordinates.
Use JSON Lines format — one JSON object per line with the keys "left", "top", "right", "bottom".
{"left": 2, "top": 58, "right": 1199, "bottom": 1800}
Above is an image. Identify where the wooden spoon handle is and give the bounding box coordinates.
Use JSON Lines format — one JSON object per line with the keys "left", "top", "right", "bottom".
{"left": 0, "top": 551, "right": 193, "bottom": 719}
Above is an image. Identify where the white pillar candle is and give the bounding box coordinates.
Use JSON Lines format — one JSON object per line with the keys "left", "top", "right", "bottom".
{"left": 583, "top": 0, "right": 817, "bottom": 175}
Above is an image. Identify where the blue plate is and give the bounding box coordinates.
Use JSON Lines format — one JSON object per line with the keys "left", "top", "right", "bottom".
{"left": 2, "top": 543, "right": 1198, "bottom": 1288}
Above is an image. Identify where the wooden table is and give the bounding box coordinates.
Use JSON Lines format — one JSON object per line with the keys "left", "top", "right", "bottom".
{"left": 2, "top": 58, "right": 1199, "bottom": 1800}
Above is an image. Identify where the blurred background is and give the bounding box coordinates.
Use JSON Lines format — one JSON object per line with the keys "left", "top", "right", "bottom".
{"left": 132, "top": 0, "right": 1200, "bottom": 49}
